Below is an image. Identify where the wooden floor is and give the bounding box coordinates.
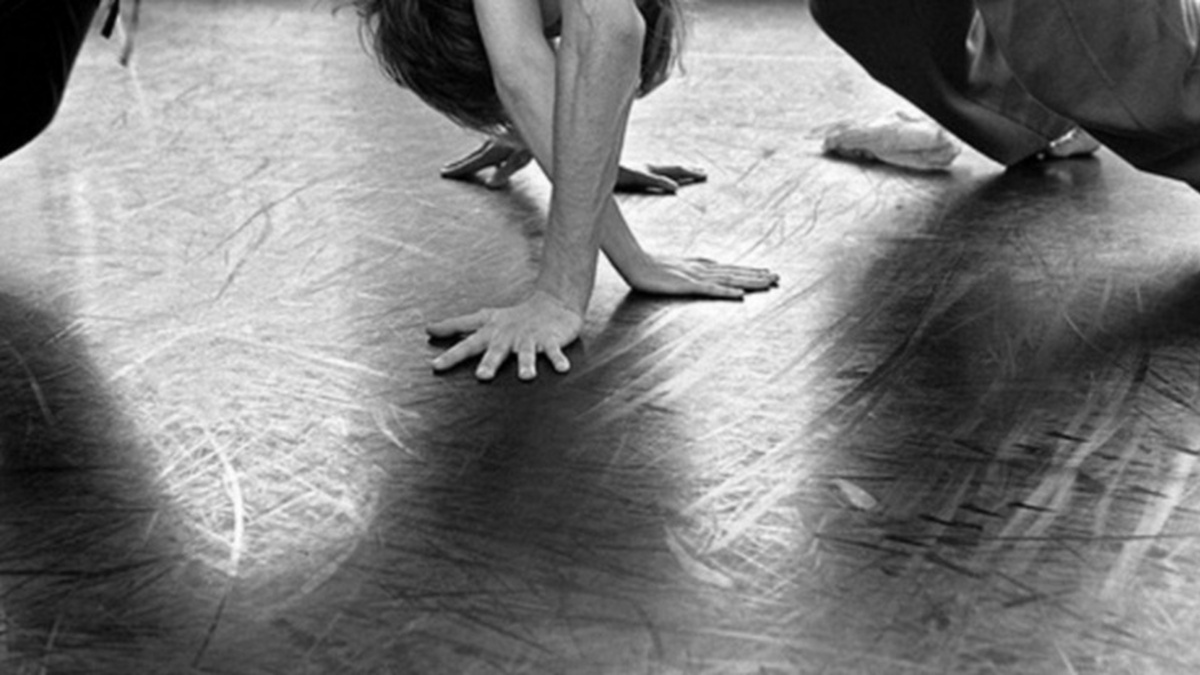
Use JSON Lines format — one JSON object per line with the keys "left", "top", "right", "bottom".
{"left": 2, "top": 1, "right": 1200, "bottom": 673}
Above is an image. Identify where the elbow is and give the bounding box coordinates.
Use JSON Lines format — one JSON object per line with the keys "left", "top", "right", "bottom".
{"left": 592, "top": 0, "right": 646, "bottom": 48}
{"left": 592, "top": 0, "right": 648, "bottom": 56}
{"left": 572, "top": 0, "right": 645, "bottom": 67}
{"left": 486, "top": 0, "right": 646, "bottom": 123}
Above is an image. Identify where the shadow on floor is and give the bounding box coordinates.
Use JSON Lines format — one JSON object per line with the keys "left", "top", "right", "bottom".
{"left": 0, "top": 284, "right": 206, "bottom": 674}
{"left": 800, "top": 158, "right": 1200, "bottom": 673}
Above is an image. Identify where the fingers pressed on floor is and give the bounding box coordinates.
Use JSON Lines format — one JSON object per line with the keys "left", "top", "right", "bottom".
{"left": 432, "top": 334, "right": 487, "bottom": 372}
{"left": 475, "top": 345, "right": 511, "bottom": 381}
{"left": 647, "top": 165, "right": 707, "bottom": 185}
{"left": 427, "top": 311, "right": 487, "bottom": 338}
{"left": 442, "top": 142, "right": 508, "bottom": 177}
{"left": 545, "top": 345, "right": 571, "bottom": 373}
{"left": 707, "top": 283, "right": 745, "bottom": 299}
{"left": 517, "top": 346, "right": 538, "bottom": 381}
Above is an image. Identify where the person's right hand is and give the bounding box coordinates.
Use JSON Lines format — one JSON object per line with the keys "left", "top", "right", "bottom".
{"left": 427, "top": 289, "right": 583, "bottom": 381}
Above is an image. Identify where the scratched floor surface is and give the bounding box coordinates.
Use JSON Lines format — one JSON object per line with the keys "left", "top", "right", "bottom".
{"left": 2, "top": 1, "right": 1199, "bottom": 673}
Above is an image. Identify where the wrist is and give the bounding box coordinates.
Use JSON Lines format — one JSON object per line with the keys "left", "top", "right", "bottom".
{"left": 607, "top": 245, "right": 656, "bottom": 286}
{"left": 534, "top": 247, "right": 597, "bottom": 315}
{"left": 533, "top": 271, "right": 593, "bottom": 315}
{"left": 597, "top": 201, "right": 655, "bottom": 284}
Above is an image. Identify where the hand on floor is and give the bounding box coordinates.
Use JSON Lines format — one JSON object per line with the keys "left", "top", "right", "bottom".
{"left": 427, "top": 290, "right": 583, "bottom": 381}
{"left": 615, "top": 164, "right": 707, "bottom": 194}
{"left": 621, "top": 256, "right": 779, "bottom": 299}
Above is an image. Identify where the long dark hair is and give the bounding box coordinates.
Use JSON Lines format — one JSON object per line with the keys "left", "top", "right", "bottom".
{"left": 351, "top": 0, "right": 687, "bottom": 134}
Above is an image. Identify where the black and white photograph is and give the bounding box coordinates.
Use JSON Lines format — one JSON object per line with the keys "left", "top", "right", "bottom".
{"left": 2, "top": 1, "right": 1199, "bottom": 673}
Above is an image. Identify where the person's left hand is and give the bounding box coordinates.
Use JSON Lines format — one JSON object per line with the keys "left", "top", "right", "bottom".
{"left": 441, "top": 139, "right": 706, "bottom": 194}
{"left": 427, "top": 290, "right": 584, "bottom": 381}
{"left": 621, "top": 256, "right": 780, "bottom": 299}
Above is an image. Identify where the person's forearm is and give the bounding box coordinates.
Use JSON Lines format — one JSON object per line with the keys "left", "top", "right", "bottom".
{"left": 596, "top": 199, "right": 656, "bottom": 284}
{"left": 539, "top": 1, "right": 643, "bottom": 311}
{"left": 483, "top": 0, "right": 647, "bottom": 312}
{"left": 496, "top": 67, "right": 655, "bottom": 297}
